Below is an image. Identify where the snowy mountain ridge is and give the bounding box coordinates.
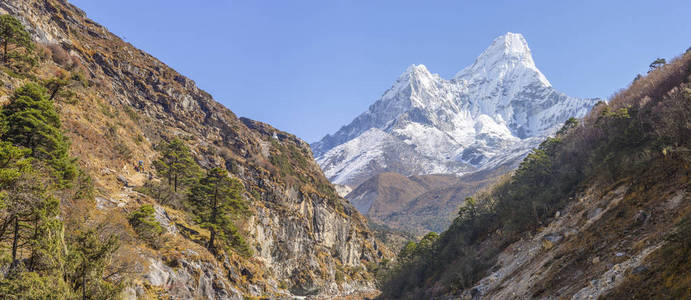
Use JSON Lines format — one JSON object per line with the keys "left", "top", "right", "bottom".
{"left": 312, "top": 32, "right": 600, "bottom": 186}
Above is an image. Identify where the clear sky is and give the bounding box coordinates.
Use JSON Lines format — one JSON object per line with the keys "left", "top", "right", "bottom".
{"left": 70, "top": 0, "right": 691, "bottom": 143}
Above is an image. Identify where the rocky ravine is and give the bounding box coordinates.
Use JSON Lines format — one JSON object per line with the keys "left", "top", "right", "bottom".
{"left": 1, "top": 0, "right": 388, "bottom": 298}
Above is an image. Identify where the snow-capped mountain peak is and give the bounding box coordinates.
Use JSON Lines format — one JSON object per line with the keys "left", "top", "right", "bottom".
{"left": 312, "top": 33, "right": 600, "bottom": 186}
{"left": 386, "top": 64, "right": 449, "bottom": 110}
{"left": 454, "top": 32, "right": 550, "bottom": 87}
{"left": 385, "top": 64, "right": 438, "bottom": 105}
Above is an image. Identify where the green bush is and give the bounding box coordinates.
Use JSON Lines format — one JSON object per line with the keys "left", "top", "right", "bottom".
{"left": 381, "top": 52, "right": 691, "bottom": 298}
{"left": 128, "top": 205, "right": 164, "bottom": 247}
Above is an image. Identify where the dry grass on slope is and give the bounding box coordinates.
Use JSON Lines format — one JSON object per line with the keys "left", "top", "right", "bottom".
{"left": 380, "top": 49, "right": 691, "bottom": 299}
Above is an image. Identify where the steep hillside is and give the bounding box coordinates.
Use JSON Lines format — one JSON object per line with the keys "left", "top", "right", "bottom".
{"left": 347, "top": 165, "right": 509, "bottom": 235}
{"left": 380, "top": 49, "right": 691, "bottom": 299}
{"left": 348, "top": 172, "right": 459, "bottom": 217}
{"left": 313, "top": 33, "right": 599, "bottom": 187}
{"left": 0, "top": 0, "right": 389, "bottom": 298}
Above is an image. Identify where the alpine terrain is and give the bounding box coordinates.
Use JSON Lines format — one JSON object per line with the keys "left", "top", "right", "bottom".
{"left": 313, "top": 32, "right": 600, "bottom": 234}
{"left": 380, "top": 49, "right": 691, "bottom": 299}
{"left": 0, "top": 0, "right": 389, "bottom": 298}
{"left": 1, "top": 0, "right": 688, "bottom": 299}
{"left": 313, "top": 33, "right": 599, "bottom": 187}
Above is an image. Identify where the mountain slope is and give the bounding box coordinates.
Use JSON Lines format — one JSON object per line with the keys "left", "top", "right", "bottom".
{"left": 380, "top": 49, "right": 691, "bottom": 299}
{"left": 313, "top": 33, "right": 600, "bottom": 187}
{"left": 0, "top": 0, "right": 388, "bottom": 298}
{"left": 348, "top": 173, "right": 459, "bottom": 221}
{"left": 347, "top": 165, "right": 510, "bottom": 235}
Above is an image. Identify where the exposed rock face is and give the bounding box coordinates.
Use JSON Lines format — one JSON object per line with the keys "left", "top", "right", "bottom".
{"left": 142, "top": 257, "right": 243, "bottom": 300}
{"left": 0, "top": 0, "right": 387, "bottom": 298}
{"left": 333, "top": 184, "right": 353, "bottom": 198}
{"left": 458, "top": 180, "right": 688, "bottom": 299}
{"left": 313, "top": 33, "right": 600, "bottom": 187}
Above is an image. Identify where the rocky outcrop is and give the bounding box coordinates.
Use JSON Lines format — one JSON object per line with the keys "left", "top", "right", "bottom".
{"left": 458, "top": 180, "right": 688, "bottom": 299}
{"left": 0, "top": 0, "right": 387, "bottom": 297}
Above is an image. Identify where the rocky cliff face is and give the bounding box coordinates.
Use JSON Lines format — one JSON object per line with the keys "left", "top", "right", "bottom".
{"left": 0, "top": 0, "right": 387, "bottom": 298}
{"left": 313, "top": 33, "right": 600, "bottom": 187}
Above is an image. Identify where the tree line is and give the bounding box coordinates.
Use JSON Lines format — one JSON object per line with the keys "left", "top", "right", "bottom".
{"left": 0, "top": 83, "right": 120, "bottom": 298}
{"left": 139, "top": 137, "right": 250, "bottom": 257}
{"left": 0, "top": 14, "right": 125, "bottom": 298}
{"left": 380, "top": 48, "right": 691, "bottom": 298}
{"left": 0, "top": 13, "right": 252, "bottom": 298}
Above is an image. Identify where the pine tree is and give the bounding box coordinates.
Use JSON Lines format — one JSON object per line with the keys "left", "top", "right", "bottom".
{"left": 43, "top": 70, "right": 71, "bottom": 101}
{"left": 128, "top": 204, "right": 163, "bottom": 247}
{"left": 0, "top": 14, "right": 33, "bottom": 64}
{"left": 0, "top": 83, "right": 120, "bottom": 298}
{"left": 0, "top": 86, "right": 72, "bottom": 297}
{"left": 648, "top": 58, "right": 666, "bottom": 73}
{"left": 457, "top": 197, "right": 478, "bottom": 221}
{"left": 188, "top": 167, "right": 248, "bottom": 255}
{"left": 1, "top": 83, "right": 77, "bottom": 185}
{"left": 398, "top": 241, "right": 418, "bottom": 263}
{"left": 153, "top": 138, "right": 200, "bottom": 193}
{"left": 0, "top": 141, "right": 31, "bottom": 191}
{"left": 66, "top": 229, "right": 120, "bottom": 300}
{"left": 0, "top": 167, "right": 71, "bottom": 298}
{"left": 0, "top": 269, "right": 72, "bottom": 299}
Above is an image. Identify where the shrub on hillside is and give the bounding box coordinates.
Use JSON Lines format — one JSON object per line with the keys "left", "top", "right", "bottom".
{"left": 128, "top": 205, "right": 164, "bottom": 248}
{"left": 381, "top": 50, "right": 691, "bottom": 298}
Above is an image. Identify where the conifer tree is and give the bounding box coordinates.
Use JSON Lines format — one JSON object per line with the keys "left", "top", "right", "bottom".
{"left": 0, "top": 85, "right": 72, "bottom": 296}
{"left": 0, "top": 141, "right": 31, "bottom": 192}
{"left": 0, "top": 14, "right": 33, "bottom": 64}
{"left": 648, "top": 58, "right": 666, "bottom": 73}
{"left": 0, "top": 167, "right": 71, "bottom": 297}
{"left": 128, "top": 204, "right": 163, "bottom": 247}
{"left": 398, "top": 241, "right": 418, "bottom": 263}
{"left": 457, "top": 197, "right": 478, "bottom": 221}
{"left": 188, "top": 167, "right": 248, "bottom": 255}
{"left": 153, "top": 138, "right": 200, "bottom": 192}
{"left": 44, "top": 70, "right": 71, "bottom": 101}
{"left": 1, "top": 83, "right": 77, "bottom": 184}
{"left": 66, "top": 229, "right": 120, "bottom": 300}
{"left": 0, "top": 83, "right": 120, "bottom": 298}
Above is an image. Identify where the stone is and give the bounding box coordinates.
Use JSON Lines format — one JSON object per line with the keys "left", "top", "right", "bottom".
{"left": 634, "top": 210, "right": 649, "bottom": 224}
{"left": 541, "top": 234, "right": 563, "bottom": 250}
{"left": 117, "top": 174, "right": 129, "bottom": 187}
{"left": 153, "top": 205, "right": 178, "bottom": 234}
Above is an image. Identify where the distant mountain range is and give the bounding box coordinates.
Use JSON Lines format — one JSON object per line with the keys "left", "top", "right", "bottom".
{"left": 312, "top": 33, "right": 600, "bottom": 233}
{"left": 313, "top": 33, "right": 599, "bottom": 187}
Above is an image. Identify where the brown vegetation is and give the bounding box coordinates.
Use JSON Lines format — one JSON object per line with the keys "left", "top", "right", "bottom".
{"left": 380, "top": 49, "right": 691, "bottom": 299}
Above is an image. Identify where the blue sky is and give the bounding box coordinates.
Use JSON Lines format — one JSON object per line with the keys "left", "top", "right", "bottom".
{"left": 70, "top": 0, "right": 691, "bottom": 143}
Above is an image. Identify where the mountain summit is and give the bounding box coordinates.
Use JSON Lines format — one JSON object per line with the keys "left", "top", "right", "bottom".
{"left": 455, "top": 32, "right": 545, "bottom": 80}
{"left": 312, "top": 33, "right": 600, "bottom": 187}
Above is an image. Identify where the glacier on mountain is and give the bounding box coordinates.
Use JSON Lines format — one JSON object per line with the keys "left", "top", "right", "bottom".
{"left": 312, "top": 32, "right": 600, "bottom": 186}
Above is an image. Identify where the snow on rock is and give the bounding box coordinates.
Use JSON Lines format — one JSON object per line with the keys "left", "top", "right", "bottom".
{"left": 312, "top": 32, "right": 600, "bottom": 187}
{"left": 333, "top": 184, "right": 353, "bottom": 198}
